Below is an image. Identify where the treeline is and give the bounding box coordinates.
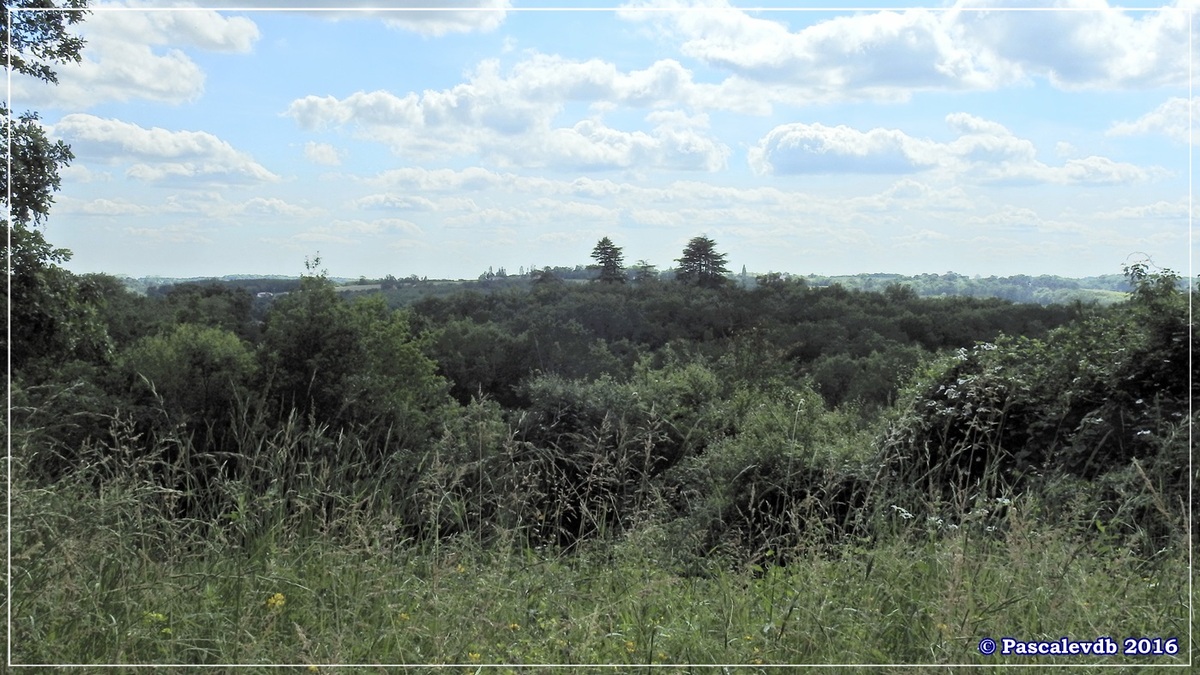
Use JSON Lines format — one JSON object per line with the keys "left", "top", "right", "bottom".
{"left": 123, "top": 264, "right": 1150, "bottom": 309}
{"left": 799, "top": 271, "right": 1136, "bottom": 305}
{"left": 408, "top": 269, "right": 1076, "bottom": 411}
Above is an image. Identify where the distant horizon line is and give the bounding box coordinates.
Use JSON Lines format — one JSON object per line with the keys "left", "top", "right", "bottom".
{"left": 107, "top": 268, "right": 1142, "bottom": 283}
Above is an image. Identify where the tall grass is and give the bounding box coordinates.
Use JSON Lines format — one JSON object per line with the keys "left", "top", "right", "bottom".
{"left": 7, "top": 398, "right": 1191, "bottom": 670}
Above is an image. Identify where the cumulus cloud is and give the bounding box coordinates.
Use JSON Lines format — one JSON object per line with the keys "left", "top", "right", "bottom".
{"left": 51, "top": 114, "right": 279, "bottom": 184}
{"left": 284, "top": 217, "right": 424, "bottom": 247}
{"left": 617, "top": 0, "right": 1193, "bottom": 104}
{"left": 126, "top": 223, "right": 214, "bottom": 244}
{"left": 618, "top": 0, "right": 1018, "bottom": 103}
{"left": 352, "top": 194, "right": 440, "bottom": 211}
{"left": 1108, "top": 97, "right": 1199, "bottom": 144}
{"left": 239, "top": 197, "right": 320, "bottom": 218}
{"left": 61, "top": 197, "right": 152, "bottom": 216}
{"left": 750, "top": 113, "right": 1157, "bottom": 185}
{"left": 749, "top": 123, "right": 938, "bottom": 175}
{"left": 367, "top": 166, "right": 508, "bottom": 192}
{"left": 304, "top": 142, "right": 344, "bottom": 166}
{"left": 953, "top": 0, "right": 1192, "bottom": 91}
{"left": 284, "top": 54, "right": 731, "bottom": 171}
{"left": 11, "top": 2, "right": 260, "bottom": 108}
{"left": 192, "top": 0, "right": 509, "bottom": 36}
{"left": 848, "top": 179, "right": 975, "bottom": 212}
{"left": 1091, "top": 199, "right": 1196, "bottom": 220}
{"left": 963, "top": 204, "right": 1087, "bottom": 235}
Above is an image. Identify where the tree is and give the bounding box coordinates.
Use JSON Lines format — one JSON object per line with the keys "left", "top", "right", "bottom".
{"left": 123, "top": 323, "right": 256, "bottom": 425}
{"left": 630, "top": 259, "right": 659, "bottom": 285}
{"left": 3, "top": 1, "right": 98, "bottom": 375}
{"left": 590, "top": 237, "right": 626, "bottom": 284}
{"left": 675, "top": 235, "right": 730, "bottom": 289}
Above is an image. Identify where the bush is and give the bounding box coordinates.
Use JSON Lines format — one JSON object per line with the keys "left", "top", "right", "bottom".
{"left": 878, "top": 266, "right": 1193, "bottom": 545}
{"left": 666, "top": 384, "right": 876, "bottom": 566}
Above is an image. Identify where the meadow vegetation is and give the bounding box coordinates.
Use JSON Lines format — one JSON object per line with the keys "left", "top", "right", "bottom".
{"left": 7, "top": 256, "right": 1194, "bottom": 671}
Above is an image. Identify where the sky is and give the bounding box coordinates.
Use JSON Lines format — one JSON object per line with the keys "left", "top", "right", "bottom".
{"left": 9, "top": 0, "right": 1198, "bottom": 280}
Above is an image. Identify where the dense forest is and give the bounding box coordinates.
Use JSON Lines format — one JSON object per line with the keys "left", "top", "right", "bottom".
{"left": 5, "top": 4, "right": 1194, "bottom": 667}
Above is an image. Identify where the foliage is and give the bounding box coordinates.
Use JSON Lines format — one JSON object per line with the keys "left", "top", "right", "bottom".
{"left": 675, "top": 235, "right": 731, "bottom": 288}
{"left": 426, "top": 318, "right": 535, "bottom": 407}
{"left": 2, "top": 1, "right": 107, "bottom": 377}
{"left": 1, "top": 0, "right": 88, "bottom": 85}
{"left": 122, "top": 323, "right": 257, "bottom": 426}
{"left": 880, "top": 265, "right": 1192, "bottom": 550}
{"left": 589, "top": 236, "right": 626, "bottom": 284}
{"left": 260, "top": 265, "right": 450, "bottom": 448}
{"left": 667, "top": 383, "right": 876, "bottom": 565}
{"left": 162, "top": 282, "right": 256, "bottom": 340}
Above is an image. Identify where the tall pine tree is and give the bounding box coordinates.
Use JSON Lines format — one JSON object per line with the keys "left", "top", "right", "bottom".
{"left": 675, "top": 235, "right": 730, "bottom": 289}
{"left": 590, "top": 237, "right": 626, "bottom": 284}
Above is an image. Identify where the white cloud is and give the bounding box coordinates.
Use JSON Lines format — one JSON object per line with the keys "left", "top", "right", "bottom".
{"left": 11, "top": 2, "right": 260, "bottom": 108}
{"left": 126, "top": 223, "right": 214, "bottom": 244}
{"left": 1055, "top": 141, "right": 1079, "bottom": 158}
{"left": 749, "top": 113, "right": 1157, "bottom": 186}
{"left": 442, "top": 207, "right": 528, "bottom": 228}
{"left": 628, "top": 208, "right": 688, "bottom": 227}
{"left": 61, "top": 197, "right": 151, "bottom": 216}
{"left": 87, "top": 192, "right": 322, "bottom": 221}
{"left": 59, "top": 164, "right": 113, "bottom": 183}
{"left": 892, "top": 229, "right": 950, "bottom": 247}
{"left": 352, "top": 194, "right": 439, "bottom": 211}
{"left": 367, "top": 166, "right": 507, "bottom": 192}
{"left": 239, "top": 197, "right": 320, "bottom": 218}
{"left": 525, "top": 198, "right": 621, "bottom": 225}
{"left": 749, "top": 123, "right": 937, "bottom": 175}
{"left": 51, "top": 114, "right": 279, "bottom": 184}
{"left": 328, "top": 218, "right": 423, "bottom": 235}
{"left": 1091, "top": 199, "right": 1196, "bottom": 220}
{"left": 1108, "top": 97, "right": 1199, "bottom": 144}
{"left": 194, "top": 0, "right": 509, "bottom": 36}
{"left": 964, "top": 205, "right": 1086, "bottom": 234}
{"left": 847, "top": 179, "right": 975, "bottom": 213}
{"left": 954, "top": 0, "right": 1192, "bottom": 91}
{"left": 617, "top": 0, "right": 1193, "bottom": 104}
{"left": 618, "top": 0, "right": 1018, "bottom": 103}
{"left": 524, "top": 113, "right": 729, "bottom": 171}
{"left": 289, "top": 217, "right": 423, "bottom": 246}
{"left": 284, "top": 55, "right": 732, "bottom": 171}
{"left": 95, "top": 1, "right": 260, "bottom": 53}
{"left": 304, "top": 142, "right": 344, "bottom": 166}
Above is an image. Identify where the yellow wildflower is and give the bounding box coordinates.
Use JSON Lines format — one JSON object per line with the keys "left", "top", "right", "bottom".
{"left": 142, "top": 611, "right": 167, "bottom": 624}
{"left": 265, "top": 592, "right": 287, "bottom": 610}
{"left": 508, "top": 622, "right": 520, "bottom": 631}
{"left": 625, "top": 640, "right": 636, "bottom": 653}
{"left": 468, "top": 652, "right": 482, "bottom": 662}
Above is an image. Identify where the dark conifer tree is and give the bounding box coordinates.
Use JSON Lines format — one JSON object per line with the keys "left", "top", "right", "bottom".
{"left": 675, "top": 235, "right": 730, "bottom": 289}
{"left": 590, "top": 237, "right": 626, "bottom": 284}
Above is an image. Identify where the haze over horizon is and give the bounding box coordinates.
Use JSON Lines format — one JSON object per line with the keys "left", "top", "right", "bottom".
{"left": 12, "top": 1, "right": 1195, "bottom": 281}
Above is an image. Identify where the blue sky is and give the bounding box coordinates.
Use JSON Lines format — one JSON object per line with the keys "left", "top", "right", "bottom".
{"left": 10, "top": 0, "right": 1196, "bottom": 280}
